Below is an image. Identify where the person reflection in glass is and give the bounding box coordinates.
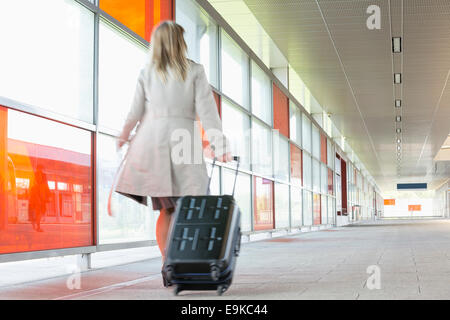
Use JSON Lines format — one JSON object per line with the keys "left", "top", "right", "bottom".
{"left": 29, "top": 164, "right": 50, "bottom": 232}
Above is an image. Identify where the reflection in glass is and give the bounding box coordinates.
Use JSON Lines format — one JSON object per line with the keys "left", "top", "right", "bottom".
{"left": 176, "top": 0, "right": 218, "bottom": 87}
{"left": 290, "top": 144, "right": 302, "bottom": 186}
{"left": 99, "top": 21, "right": 148, "bottom": 131}
{"left": 254, "top": 176, "right": 273, "bottom": 230}
{"left": 0, "top": 108, "right": 92, "bottom": 254}
{"left": 313, "top": 193, "right": 321, "bottom": 225}
{"left": 275, "top": 183, "right": 289, "bottom": 229}
{"left": 0, "top": 0, "right": 94, "bottom": 123}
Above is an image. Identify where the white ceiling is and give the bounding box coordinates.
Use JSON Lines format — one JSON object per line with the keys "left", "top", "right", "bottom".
{"left": 212, "top": 0, "right": 450, "bottom": 193}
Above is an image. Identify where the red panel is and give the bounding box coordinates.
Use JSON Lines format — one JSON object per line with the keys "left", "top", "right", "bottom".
{"left": 147, "top": 0, "right": 174, "bottom": 40}
{"left": 0, "top": 106, "right": 93, "bottom": 254}
{"left": 313, "top": 193, "right": 321, "bottom": 225}
{"left": 327, "top": 168, "right": 334, "bottom": 195}
{"left": 290, "top": 144, "right": 302, "bottom": 186}
{"left": 253, "top": 176, "right": 274, "bottom": 231}
{"left": 341, "top": 158, "right": 348, "bottom": 215}
{"left": 272, "top": 84, "right": 289, "bottom": 138}
{"left": 320, "top": 134, "right": 327, "bottom": 164}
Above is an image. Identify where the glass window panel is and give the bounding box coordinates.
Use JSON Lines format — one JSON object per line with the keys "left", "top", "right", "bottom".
{"left": 313, "top": 193, "right": 321, "bottom": 225}
{"left": 328, "top": 168, "right": 334, "bottom": 195}
{"left": 273, "top": 84, "right": 289, "bottom": 138}
{"left": 302, "top": 113, "right": 311, "bottom": 153}
{"left": 290, "top": 187, "right": 302, "bottom": 228}
{"left": 273, "top": 134, "right": 289, "bottom": 182}
{"left": 253, "top": 177, "right": 274, "bottom": 230}
{"left": 99, "top": 21, "right": 148, "bottom": 131}
{"left": 290, "top": 144, "right": 302, "bottom": 186}
{"left": 251, "top": 61, "right": 272, "bottom": 124}
{"left": 312, "top": 124, "right": 320, "bottom": 160}
{"left": 289, "top": 101, "right": 302, "bottom": 146}
{"left": 176, "top": 0, "right": 218, "bottom": 87}
{"left": 222, "top": 169, "right": 251, "bottom": 232}
{"left": 302, "top": 190, "right": 312, "bottom": 226}
{"left": 221, "top": 31, "right": 249, "bottom": 109}
{"left": 0, "top": 0, "right": 94, "bottom": 123}
{"left": 98, "top": 134, "right": 155, "bottom": 244}
{"left": 221, "top": 99, "right": 251, "bottom": 170}
{"left": 274, "top": 183, "right": 289, "bottom": 229}
{"left": 0, "top": 107, "right": 93, "bottom": 254}
{"left": 321, "top": 163, "right": 327, "bottom": 194}
{"left": 311, "top": 159, "right": 320, "bottom": 192}
{"left": 328, "top": 196, "right": 335, "bottom": 224}
{"left": 321, "top": 194, "right": 327, "bottom": 224}
{"left": 303, "top": 152, "right": 312, "bottom": 189}
{"left": 327, "top": 139, "right": 333, "bottom": 168}
{"left": 252, "top": 119, "right": 273, "bottom": 176}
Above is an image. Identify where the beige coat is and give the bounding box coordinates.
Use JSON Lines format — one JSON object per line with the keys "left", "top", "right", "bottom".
{"left": 115, "top": 61, "right": 228, "bottom": 197}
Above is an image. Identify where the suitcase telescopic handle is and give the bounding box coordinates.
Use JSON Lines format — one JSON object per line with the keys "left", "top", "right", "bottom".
{"left": 206, "top": 155, "right": 240, "bottom": 196}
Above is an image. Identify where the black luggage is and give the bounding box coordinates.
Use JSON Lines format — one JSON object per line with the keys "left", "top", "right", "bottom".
{"left": 162, "top": 156, "right": 241, "bottom": 296}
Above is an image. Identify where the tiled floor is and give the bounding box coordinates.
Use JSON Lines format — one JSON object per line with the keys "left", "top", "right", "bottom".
{"left": 1, "top": 218, "right": 450, "bottom": 300}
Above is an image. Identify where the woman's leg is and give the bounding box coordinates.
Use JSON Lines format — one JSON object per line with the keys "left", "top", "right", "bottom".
{"left": 156, "top": 207, "right": 174, "bottom": 261}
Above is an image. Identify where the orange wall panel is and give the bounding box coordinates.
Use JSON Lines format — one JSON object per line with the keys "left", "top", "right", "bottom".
{"left": 253, "top": 177, "right": 274, "bottom": 231}
{"left": 272, "top": 84, "right": 289, "bottom": 138}
{"left": 320, "top": 134, "right": 327, "bottom": 164}
{"left": 0, "top": 106, "right": 93, "bottom": 254}
{"left": 101, "top": 0, "right": 174, "bottom": 41}
{"left": 408, "top": 205, "right": 421, "bottom": 211}
{"left": 384, "top": 199, "right": 395, "bottom": 206}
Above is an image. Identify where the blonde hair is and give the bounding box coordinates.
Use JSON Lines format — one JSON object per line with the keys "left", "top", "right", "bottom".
{"left": 150, "top": 21, "right": 189, "bottom": 82}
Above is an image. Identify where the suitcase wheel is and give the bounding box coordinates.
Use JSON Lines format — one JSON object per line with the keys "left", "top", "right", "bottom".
{"left": 174, "top": 285, "right": 182, "bottom": 296}
{"left": 210, "top": 265, "right": 220, "bottom": 281}
{"left": 165, "top": 266, "right": 173, "bottom": 282}
{"left": 217, "top": 285, "right": 228, "bottom": 296}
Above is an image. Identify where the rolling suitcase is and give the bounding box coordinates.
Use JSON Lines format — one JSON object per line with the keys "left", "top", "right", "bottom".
{"left": 162, "top": 156, "right": 241, "bottom": 296}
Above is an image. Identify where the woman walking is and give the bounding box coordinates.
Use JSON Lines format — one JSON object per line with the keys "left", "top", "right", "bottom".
{"left": 114, "top": 21, "right": 230, "bottom": 282}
